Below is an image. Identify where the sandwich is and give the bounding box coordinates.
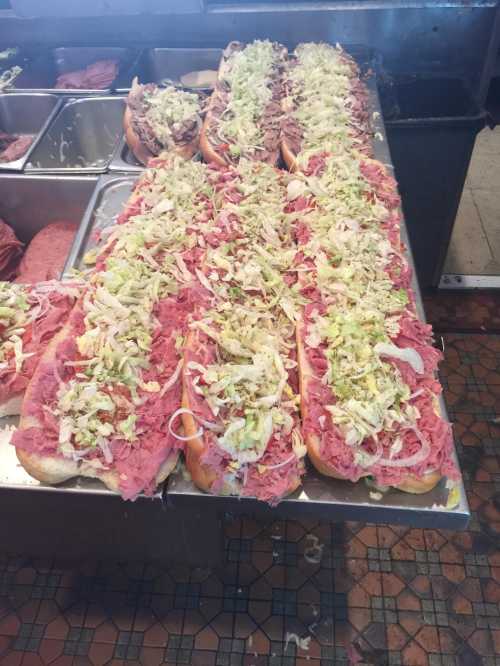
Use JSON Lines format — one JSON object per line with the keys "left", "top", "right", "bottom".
{"left": 124, "top": 78, "right": 204, "bottom": 166}
{"left": 0, "top": 280, "right": 81, "bottom": 417}
{"left": 200, "top": 40, "right": 286, "bottom": 166}
{"left": 11, "top": 158, "right": 215, "bottom": 498}
{"left": 281, "top": 42, "right": 372, "bottom": 171}
{"left": 181, "top": 160, "right": 307, "bottom": 502}
{"left": 289, "top": 151, "right": 457, "bottom": 493}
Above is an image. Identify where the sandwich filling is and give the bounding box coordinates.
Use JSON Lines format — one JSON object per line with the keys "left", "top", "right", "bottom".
{"left": 127, "top": 80, "right": 203, "bottom": 157}
{"left": 206, "top": 40, "right": 285, "bottom": 165}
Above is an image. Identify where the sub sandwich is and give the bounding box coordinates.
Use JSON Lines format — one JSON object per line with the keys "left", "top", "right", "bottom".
{"left": 281, "top": 42, "right": 372, "bottom": 170}
{"left": 124, "top": 78, "right": 204, "bottom": 165}
{"left": 0, "top": 280, "right": 80, "bottom": 417}
{"left": 11, "top": 158, "right": 214, "bottom": 498}
{"left": 201, "top": 40, "right": 286, "bottom": 166}
{"left": 181, "top": 160, "right": 307, "bottom": 502}
{"left": 289, "top": 152, "right": 456, "bottom": 493}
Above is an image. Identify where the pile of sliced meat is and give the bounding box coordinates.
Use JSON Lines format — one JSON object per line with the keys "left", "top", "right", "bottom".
{"left": 55, "top": 59, "right": 118, "bottom": 90}
{"left": 0, "top": 219, "right": 23, "bottom": 281}
{"left": 15, "top": 221, "right": 77, "bottom": 284}
{"left": 0, "top": 131, "right": 34, "bottom": 163}
{"left": 0, "top": 219, "right": 77, "bottom": 283}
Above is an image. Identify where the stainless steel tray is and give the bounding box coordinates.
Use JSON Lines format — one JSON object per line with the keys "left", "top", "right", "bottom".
{"left": 108, "top": 134, "right": 144, "bottom": 173}
{"left": 118, "top": 48, "right": 222, "bottom": 93}
{"left": 0, "top": 93, "right": 62, "bottom": 171}
{"left": 0, "top": 173, "right": 98, "bottom": 245}
{"left": 166, "top": 76, "right": 470, "bottom": 529}
{"left": 10, "top": 47, "right": 139, "bottom": 96}
{"left": 26, "top": 97, "right": 124, "bottom": 173}
{"left": 0, "top": 173, "right": 120, "bottom": 496}
{"left": 63, "top": 173, "right": 139, "bottom": 275}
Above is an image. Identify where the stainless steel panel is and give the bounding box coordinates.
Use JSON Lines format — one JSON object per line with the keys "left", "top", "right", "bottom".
{"left": 0, "top": 93, "right": 62, "bottom": 171}
{"left": 26, "top": 97, "right": 124, "bottom": 173}
{"left": 166, "top": 77, "right": 470, "bottom": 530}
{"left": 122, "top": 48, "right": 223, "bottom": 91}
{"left": 63, "top": 174, "right": 139, "bottom": 275}
{"left": 0, "top": 173, "right": 97, "bottom": 244}
{"left": 11, "top": 47, "right": 139, "bottom": 95}
{"left": 0, "top": 5, "right": 495, "bottom": 101}
{"left": 108, "top": 134, "right": 145, "bottom": 173}
{"left": 11, "top": 0, "right": 203, "bottom": 18}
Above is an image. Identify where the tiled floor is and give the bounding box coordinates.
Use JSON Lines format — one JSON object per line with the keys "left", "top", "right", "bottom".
{"left": 1, "top": 302, "right": 500, "bottom": 665}
{"left": 444, "top": 127, "right": 500, "bottom": 275}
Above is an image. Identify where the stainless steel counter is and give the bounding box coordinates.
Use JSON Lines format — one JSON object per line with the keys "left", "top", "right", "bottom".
{"left": 166, "top": 76, "right": 470, "bottom": 529}
{"left": 0, "top": 71, "right": 469, "bottom": 530}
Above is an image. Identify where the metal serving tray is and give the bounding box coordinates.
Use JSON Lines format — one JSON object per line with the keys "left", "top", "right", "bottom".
{"left": 0, "top": 173, "right": 98, "bottom": 245}
{"left": 63, "top": 173, "right": 139, "bottom": 275}
{"left": 26, "top": 97, "right": 124, "bottom": 173}
{"left": 166, "top": 77, "right": 470, "bottom": 530}
{"left": 0, "top": 93, "right": 62, "bottom": 171}
{"left": 108, "top": 135, "right": 144, "bottom": 173}
{"left": 0, "top": 174, "right": 117, "bottom": 495}
{"left": 118, "top": 48, "right": 222, "bottom": 92}
{"left": 10, "top": 47, "right": 139, "bottom": 96}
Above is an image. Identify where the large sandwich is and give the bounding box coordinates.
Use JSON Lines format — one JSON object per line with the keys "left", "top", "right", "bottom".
{"left": 200, "top": 41, "right": 286, "bottom": 167}
{"left": 181, "top": 160, "right": 307, "bottom": 502}
{"left": 124, "top": 78, "right": 204, "bottom": 166}
{"left": 0, "top": 280, "right": 80, "bottom": 417}
{"left": 11, "top": 158, "right": 214, "bottom": 498}
{"left": 281, "top": 42, "right": 372, "bottom": 171}
{"left": 290, "top": 152, "right": 456, "bottom": 493}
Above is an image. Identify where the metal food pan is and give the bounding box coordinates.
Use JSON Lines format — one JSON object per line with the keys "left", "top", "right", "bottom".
{"left": 11, "top": 47, "right": 139, "bottom": 95}
{"left": 108, "top": 135, "right": 144, "bottom": 173}
{"left": 0, "top": 93, "right": 62, "bottom": 171}
{"left": 166, "top": 76, "right": 470, "bottom": 530}
{"left": 63, "top": 173, "right": 139, "bottom": 276}
{"left": 0, "top": 173, "right": 118, "bottom": 496}
{"left": 119, "top": 48, "right": 222, "bottom": 92}
{"left": 0, "top": 173, "right": 98, "bottom": 245}
{"left": 26, "top": 97, "right": 124, "bottom": 173}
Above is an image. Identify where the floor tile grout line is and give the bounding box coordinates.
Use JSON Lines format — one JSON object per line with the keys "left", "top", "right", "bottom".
{"left": 469, "top": 187, "right": 496, "bottom": 263}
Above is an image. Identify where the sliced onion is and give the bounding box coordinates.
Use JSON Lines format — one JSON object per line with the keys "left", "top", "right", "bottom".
{"left": 160, "top": 359, "right": 183, "bottom": 397}
{"left": 374, "top": 342, "right": 424, "bottom": 375}
{"left": 378, "top": 427, "right": 430, "bottom": 468}
{"left": 168, "top": 407, "right": 203, "bottom": 442}
{"left": 265, "top": 454, "right": 296, "bottom": 471}
{"left": 197, "top": 418, "right": 224, "bottom": 433}
{"left": 409, "top": 388, "right": 425, "bottom": 400}
{"left": 98, "top": 438, "right": 113, "bottom": 464}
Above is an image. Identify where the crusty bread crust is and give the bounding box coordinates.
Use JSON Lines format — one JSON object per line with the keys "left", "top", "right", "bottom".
{"left": 280, "top": 137, "right": 298, "bottom": 173}
{"left": 124, "top": 106, "right": 155, "bottom": 167}
{"left": 199, "top": 106, "right": 228, "bottom": 167}
{"left": 296, "top": 321, "right": 443, "bottom": 494}
{"left": 182, "top": 330, "right": 302, "bottom": 499}
{"left": 123, "top": 94, "right": 201, "bottom": 167}
{"left": 392, "top": 470, "right": 442, "bottom": 494}
{"left": 15, "top": 320, "right": 179, "bottom": 494}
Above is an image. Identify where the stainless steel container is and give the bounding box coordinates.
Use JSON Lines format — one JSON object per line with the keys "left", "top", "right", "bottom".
{"left": 123, "top": 48, "right": 222, "bottom": 92}
{"left": 10, "top": 47, "right": 139, "bottom": 95}
{"left": 26, "top": 97, "right": 124, "bottom": 173}
{"left": 108, "top": 135, "right": 144, "bottom": 173}
{"left": 0, "top": 173, "right": 98, "bottom": 245}
{"left": 0, "top": 93, "right": 62, "bottom": 171}
{"left": 63, "top": 173, "right": 138, "bottom": 275}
